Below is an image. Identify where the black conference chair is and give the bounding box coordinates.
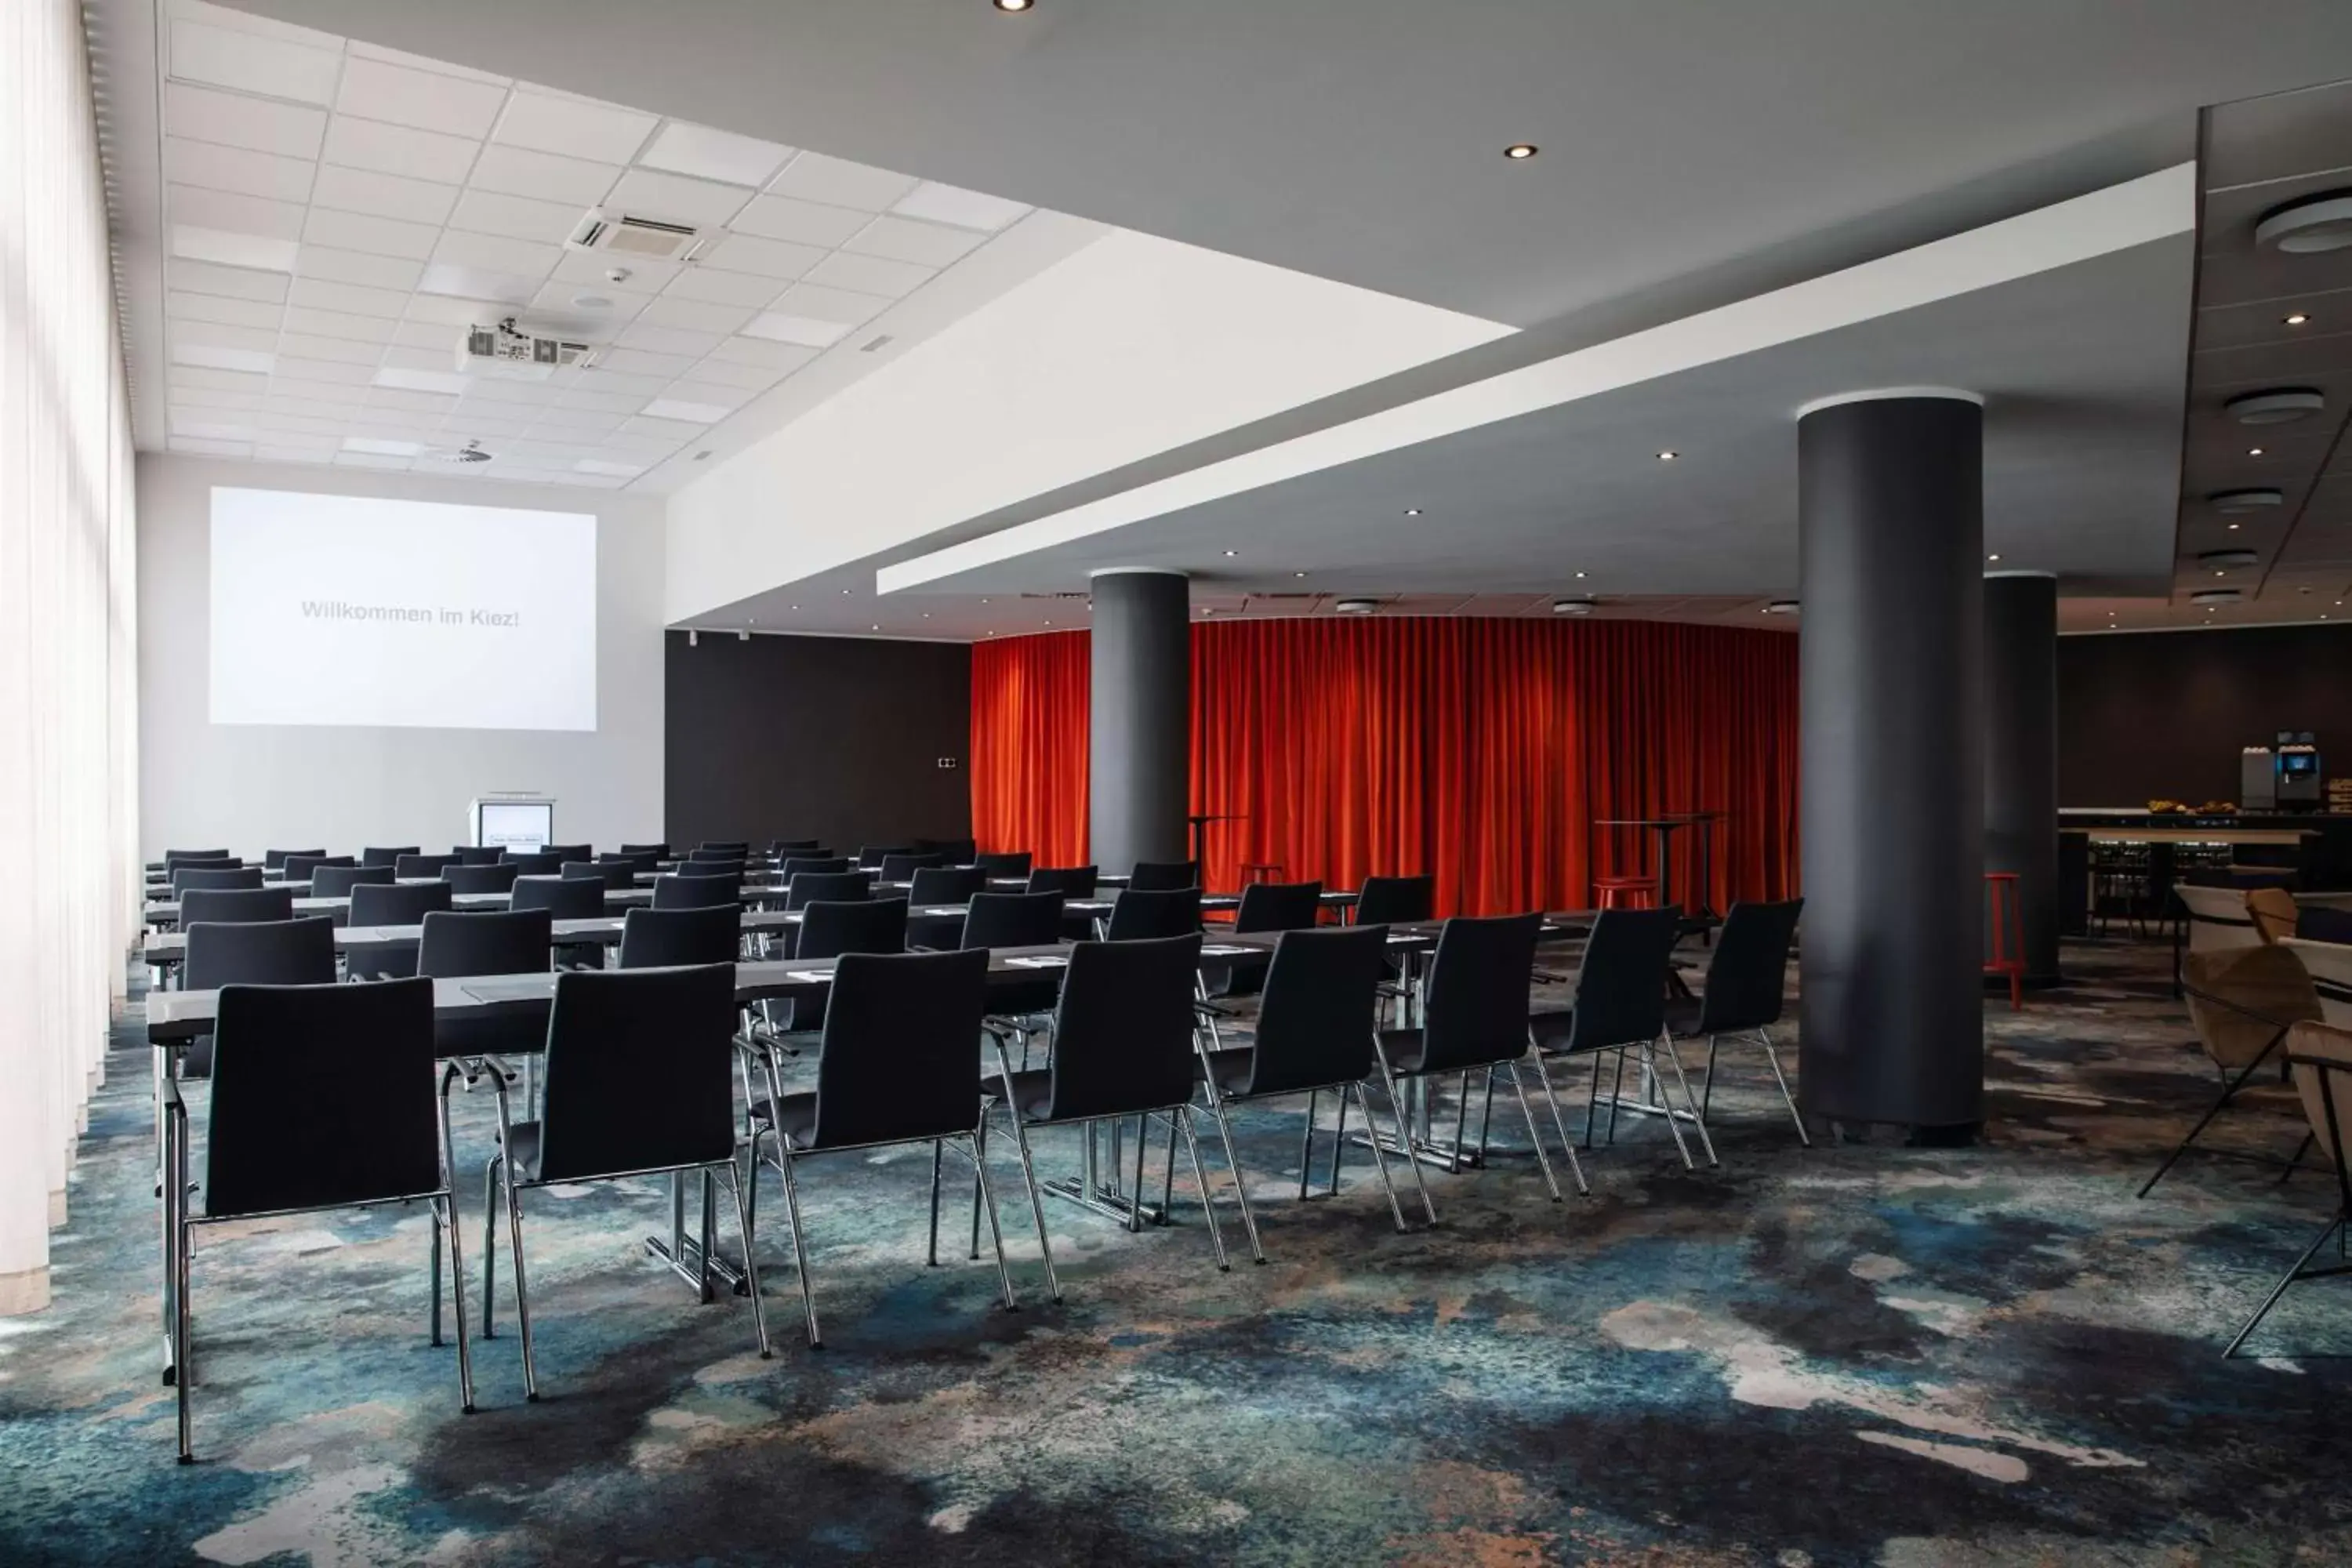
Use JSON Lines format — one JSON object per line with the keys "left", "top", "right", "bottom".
{"left": 960, "top": 893, "right": 1068, "bottom": 1052}
{"left": 785, "top": 869, "right": 874, "bottom": 910}
{"left": 395, "top": 854, "right": 460, "bottom": 880}
{"left": 180, "top": 916, "right": 339, "bottom": 1076}
{"left": 780, "top": 855, "right": 852, "bottom": 882}
{"left": 312, "top": 864, "right": 399, "bottom": 899}
{"left": 676, "top": 859, "right": 746, "bottom": 879}
{"left": 483, "top": 964, "right": 768, "bottom": 1395}
{"left": 979, "top": 934, "right": 1230, "bottom": 1298}
{"left": 654, "top": 871, "right": 741, "bottom": 910}
{"left": 452, "top": 846, "right": 506, "bottom": 866}
{"left": 1191, "top": 924, "right": 1410, "bottom": 1260}
{"left": 690, "top": 846, "right": 749, "bottom": 863}
{"left": 909, "top": 866, "right": 987, "bottom": 905}
{"left": 599, "top": 849, "right": 660, "bottom": 870}
{"left": 1355, "top": 874, "right": 1436, "bottom": 927}
{"left": 165, "top": 976, "right": 470, "bottom": 1460}
{"left": 418, "top": 909, "right": 554, "bottom": 1062}
{"left": 1374, "top": 913, "right": 1570, "bottom": 1218}
{"left": 539, "top": 844, "right": 592, "bottom": 867}
{"left": 760, "top": 898, "right": 910, "bottom": 1044}
{"left": 879, "top": 851, "right": 947, "bottom": 882}
{"left": 855, "top": 844, "right": 909, "bottom": 870}
{"left": 360, "top": 846, "right": 419, "bottom": 868}
{"left": 561, "top": 860, "right": 637, "bottom": 891}
{"left": 163, "top": 848, "right": 231, "bottom": 869}
{"left": 510, "top": 876, "right": 606, "bottom": 970}
{"left": 1207, "top": 880, "right": 1325, "bottom": 998}
{"left": 617, "top": 904, "right": 742, "bottom": 968}
{"left": 977, "top": 851, "right": 1032, "bottom": 881}
{"left": 281, "top": 854, "right": 353, "bottom": 882}
{"left": 1104, "top": 887, "right": 1202, "bottom": 942}
{"left": 747, "top": 948, "right": 1008, "bottom": 1348}
{"left": 1531, "top": 906, "right": 1711, "bottom": 1169}
{"left": 1128, "top": 861, "right": 1200, "bottom": 894}
{"left": 1027, "top": 866, "right": 1098, "bottom": 898}
{"left": 172, "top": 866, "right": 263, "bottom": 897}
{"left": 261, "top": 848, "right": 322, "bottom": 873}
{"left": 620, "top": 841, "right": 670, "bottom": 858}
{"left": 347, "top": 881, "right": 458, "bottom": 981}
{"left": 1668, "top": 898, "right": 1806, "bottom": 1145}
{"left": 916, "top": 837, "right": 978, "bottom": 865}
{"left": 770, "top": 838, "right": 822, "bottom": 855}
{"left": 445, "top": 862, "right": 521, "bottom": 896}
{"left": 506, "top": 852, "right": 564, "bottom": 876}
{"left": 179, "top": 887, "right": 295, "bottom": 927}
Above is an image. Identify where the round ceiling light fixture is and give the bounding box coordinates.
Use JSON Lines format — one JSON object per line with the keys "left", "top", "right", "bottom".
{"left": 1504, "top": 143, "right": 1539, "bottom": 161}
{"left": 1763, "top": 600, "right": 1800, "bottom": 615}
{"left": 2208, "top": 487, "right": 2285, "bottom": 514}
{"left": 993, "top": 0, "right": 1034, "bottom": 12}
{"left": 2199, "top": 548, "right": 2261, "bottom": 570}
{"left": 1552, "top": 597, "right": 1596, "bottom": 616}
{"left": 2226, "top": 387, "right": 2325, "bottom": 425}
{"left": 1333, "top": 597, "right": 1381, "bottom": 616}
{"left": 2254, "top": 189, "right": 2352, "bottom": 254}
{"left": 2190, "top": 587, "right": 2243, "bottom": 604}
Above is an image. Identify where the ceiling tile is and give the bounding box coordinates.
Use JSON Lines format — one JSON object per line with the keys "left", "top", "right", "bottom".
{"left": 448, "top": 188, "right": 579, "bottom": 245}
{"left": 404, "top": 292, "right": 503, "bottom": 326}
{"left": 347, "top": 406, "right": 443, "bottom": 432}
{"left": 376, "top": 366, "right": 472, "bottom": 396}
{"left": 390, "top": 318, "right": 465, "bottom": 350}
{"left": 767, "top": 151, "right": 918, "bottom": 212}
{"left": 622, "top": 414, "right": 711, "bottom": 441}
{"left": 171, "top": 2, "right": 343, "bottom": 53}
{"left": 554, "top": 387, "right": 649, "bottom": 414}
{"left": 169, "top": 257, "right": 292, "bottom": 303}
{"left": 463, "top": 379, "right": 559, "bottom": 405}
{"left": 170, "top": 437, "right": 256, "bottom": 458}
{"left": 168, "top": 290, "right": 285, "bottom": 330}
{"left": 800, "top": 250, "right": 935, "bottom": 299}
{"left": 263, "top": 384, "right": 367, "bottom": 412}
{"left": 618, "top": 321, "right": 726, "bottom": 358}
{"left": 841, "top": 215, "right": 985, "bottom": 267}
{"left": 334, "top": 452, "right": 416, "bottom": 470}
{"left": 169, "top": 183, "right": 307, "bottom": 242}
{"left": 335, "top": 55, "right": 507, "bottom": 138}
{"left": 699, "top": 232, "right": 827, "bottom": 281}
{"left": 253, "top": 410, "right": 353, "bottom": 435}
{"left": 163, "top": 82, "right": 328, "bottom": 161}
{"left": 575, "top": 459, "right": 645, "bottom": 478}
{"left": 253, "top": 444, "right": 338, "bottom": 463}
{"left": 416, "top": 263, "right": 537, "bottom": 307}
{"left": 301, "top": 205, "right": 441, "bottom": 260}
{"left": 602, "top": 168, "right": 753, "bottom": 229}
{"left": 742, "top": 311, "right": 850, "bottom": 349}
{"left": 166, "top": 386, "right": 264, "bottom": 411}
{"left": 528, "top": 280, "right": 653, "bottom": 323}
{"left": 730, "top": 194, "right": 870, "bottom": 248}
{"left": 166, "top": 17, "right": 344, "bottom": 105}
{"left": 565, "top": 368, "right": 672, "bottom": 396}
{"left": 526, "top": 407, "right": 627, "bottom": 433}
{"left": 170, "top": 365, "right": 271, "bottom": 394}
{"left": 597, "top": 347, "right": 699, "bottom": 378}
{"left": 889, "top": 180, "right": 1030, "bottom": 232}
{"left": 637, "top": 120, "right": 794, "bottom": 188}
{"left": 163, "top": 136, "right": 317, "bottom": 205}
{"left": 339, "top": 37, "right": 508, "bottom": 83}
{"left": 431, "top": 228, "right": 562, "bottom": 278}
{"left": 366, "top": 387, "right": 459, "bottom": 413}
{"left": 310, "top": 163, "right": 459, "bottom": 226}
{"left": 278, "top": 332, "right": 384, "bottom": 366}
{"left": 172, "top": 342, "right": 276, "bottom": 375}
{"left": 295, "top": 245, "right": 424, "bottom": 290}
{"left": 465, "top": 145, "right": 619, "bottom": 212}
{"left": 321, "top": 114, "right": 478, "bottom": 183}
{"left": 275, "top": 356, "right": 377, "bottom": 386}
{"left": 438, "top": 410, "right": 532, "bottom": 437}
{"left": 636, "top": 296, "right": 755, "bottom": 336}
{"left": 380, "top": 344, "right": 466, "bottom": 375}
{"left": 494, "top": 91, "right": 657, "bottom": 165}
{"left": 169, "top": 411, "right": 260, "bottom": 441}
{"left": 551, "top": 249, "right": 680, "bottom": 292}
{"left": 768, "top": 281, "right": 889, "bottom": 329}
{"left": 172, "top": 318, "right": 280, "bottom": 354}
{"left": 287, "top": 276, "right": 411, "bottom": 318}
{"left": 681, "top": 356, "right": 787, "bottom": 391}
{"left": 596, "top": 432, "right": 688, "bottom": 458}
{"left": 660, "top": 265, "right": 789, "bottom": 307}
{"left": 280, "top": 307, "right": 398, "bottom": 344}
{"left": 655, "top": 383, "right": 751, "bottom": 413}
{"left": 707, "top": 334, "right": 821, "bottom": 370}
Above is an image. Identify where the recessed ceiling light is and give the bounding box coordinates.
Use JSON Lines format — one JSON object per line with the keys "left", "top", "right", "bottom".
{"left": 922, "top": 612, "right": 931, "bottom": 618}
{"left": 1574, "top": 570, "right": 1586, "bottom": 579}
{"left": 1334, "top": 597, "right": 1381, "bottom": 615}
{"left": 2254, "top": 189, "right": 2352, "bottom": 254}
{"left": 2228, "top": 522, "right": 2241, "bottom": 530}
{"left": 1044, "top": 620, "right": 1052, "bottom": 626}
{"left": 571, "top": 293, "right": 614, "bottom": 310}
{"left": 2285, "top": 312, "right": 2313, "bottom": 326}
{"left": 1404, "top": 507, "right": 1423, "bottom": 517}
{"left": 1656, "top": 450, "right": 1679, "bottom": 461}
{"left": 1294, "top": 571, "right": 1308, "bottom": 579}
{"left": 1764, "top": 600, "right": 1799, "bottom": 615}
{"left": 1987, "top": 554, "right": 2001, "bottom": 562}
{"left": 1200, "top": 606, "right": 1212, "bottom": 615}
{"left": 993, "top": 0, "right": 1033, "bottom": 10}
{"left": 2249, "top": 447, "right": 2267, "bottom": 456}
{"left": 2227, "top": 387, "right": 2325, "bottom": 425}
{"left": 841, "top": 588, "right": 852, "bottom": 594}
{"left": 1504, "top": 143, "right": 1539, "bottom": 160}
{"left": 1552, "top": 597, "right": 1595, "bottom": 616}
{"left": 871, "top": 624, "right": 880, "bottom": 631}
{"left": 1223, "top": 549, "right": 1238, "bottom": 557}
{"left": 789, "top": 605, "right": 798, "bottom": 612}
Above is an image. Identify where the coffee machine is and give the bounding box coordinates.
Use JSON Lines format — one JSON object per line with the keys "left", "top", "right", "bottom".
{"left": 2277, "top": 731, "right": 2322, "bottom": 810}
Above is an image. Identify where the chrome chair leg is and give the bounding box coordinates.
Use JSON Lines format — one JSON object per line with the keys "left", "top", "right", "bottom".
{"left": 1298, "top": 1089, "right": 1317, "bottom": 1199}
{"left": 1200, "top": 1090, "right": 1265, "bottom": 1263}
{"left": 1327, "top": 1089, "right": 1348, "bottom": 1197}
{"left": 1658, "top": 1034, "right": 1718, "bottom": 1167}
{"left": 970, "top": 1132, "right": 1018, "bottom": 1312}
{"left": 1759, "top": 1029, "right": 1810, "bottom": 1146}
{"left": 1701, "top": 1035, "right": 1720, "bottom": 1120}
{"left": 1368, "top": 1036, "right": 1437, "bottom": 1226}
{"left": 721, "top": 1162, "right": 771, "bottom": 1359}
{"left": 172, "top": 1136, "right": 193, "bottom": 1463}
{"left": 1643, "top": 1040, "right": 1698, "bottom": 1170}
{"left": 480, "top": 1157, "right": 499, "bottom": 1338}
{"left": 775, "top": 1145, "right": 822, "bottom": 1348}
{"left": 1504, "top": 1058, "right": 1565, "bottom": 1201}
{"left": 437, "top": 1190, "right": 476, "bottom": 1415}
{"left": 1349, "top": 1082, "right": 1411, "bottom": 1232}
{"left": 502, "top": 1165, "right": 539, "bottom": 1401}
{"left": 927, "top": 1139, "right": 943, "bottom": 1267}
{"left": 1000, "top": 1109, "right": 1062, "bottom": 1303}
{"left": 1529, "top": 1037, "right": 1591, "bottom": 1195}
{"left": 1175, "top": 1107, "right": 1230, "bottom": 1272}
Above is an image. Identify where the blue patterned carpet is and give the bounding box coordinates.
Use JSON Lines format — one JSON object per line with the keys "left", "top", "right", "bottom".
{"left": 2, "top": 938, "right": 2345, "bottom": 1566}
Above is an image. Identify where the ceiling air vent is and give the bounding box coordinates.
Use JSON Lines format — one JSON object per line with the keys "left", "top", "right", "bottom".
{"left": 1333, "top": 598, "right": 1381, "bottom": 615}
{"left": 568, "top": 208, "right": 710, "bottom": 262}
{"left": 2190, "top": 588, "right": 2243, "bottom": 604}
{"left": 2198, "top": 549, "right": 2261, "bottom": 570}
{"left": 1552, "top": 597, "right": 1598, "bottom": 616}
{"left": 2208, "top": 488, "right": 2284, "bottom": 514}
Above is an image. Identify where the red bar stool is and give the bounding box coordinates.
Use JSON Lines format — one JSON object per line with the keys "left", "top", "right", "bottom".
{"left": 1984, "top": 871, "right": 2025, "bottom": 1011}
{"left": 1594, "top": 876, "right": 1657, "bottom": 910}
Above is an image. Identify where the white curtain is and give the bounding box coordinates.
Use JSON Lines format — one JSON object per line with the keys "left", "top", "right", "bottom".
{"left": 0, "top": 0, "right": 141, "bottom": 1315}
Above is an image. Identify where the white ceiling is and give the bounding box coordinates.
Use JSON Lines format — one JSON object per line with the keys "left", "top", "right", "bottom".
{"left": 117, "top": 1, "right": 1058, "bottom": 489}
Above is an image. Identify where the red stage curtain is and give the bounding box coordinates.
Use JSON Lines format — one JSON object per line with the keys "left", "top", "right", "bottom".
{"left": 971, "top": 619, "right": 1798, "bottom": 913}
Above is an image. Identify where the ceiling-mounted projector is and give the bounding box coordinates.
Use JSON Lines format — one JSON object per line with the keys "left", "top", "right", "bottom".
{"left": 458, "top": 318, "right": 598, "bottom": 382}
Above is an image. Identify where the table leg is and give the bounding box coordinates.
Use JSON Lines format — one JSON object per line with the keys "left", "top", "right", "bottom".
{"left": 644, "top": 1166, "right": 748, "bottom": 1298}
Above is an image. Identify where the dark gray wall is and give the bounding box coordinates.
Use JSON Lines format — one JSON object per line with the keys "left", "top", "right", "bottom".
{"left": 665, "top": 631, "right": 971, "bottom": 852}
{"left": 2057, "top": 622, "right": 2352, "bottom": 807}
{"left": 1986, "top": 574, "right": 2059, "bottom": 982}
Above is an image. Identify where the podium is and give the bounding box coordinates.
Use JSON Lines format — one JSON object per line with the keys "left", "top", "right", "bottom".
{"left": 469, "top": 795, "right": 554, "bottom": 851}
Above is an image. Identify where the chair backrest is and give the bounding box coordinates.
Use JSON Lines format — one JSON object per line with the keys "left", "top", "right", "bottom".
{"left": 349, "top": 879, "right": 456, "bottom": 927}
{"left": 1354, "top": 874, "right": 1436, "bottom": 927}
{"left": 1696, "top": 898, "right": 1803, "bottom": 1034}
{"left": 2286, "top": 936, "right": 2352, "bottom": 1030}
{"left": 977, "top": 851, "right": 1032, "bottom": 880}
{"left": 172, "top": 865, "right": 263, "bottom": 896}
{"left": 281, "top": 854, "right": 352, "bottom": 881}
{"left": 203, "top": 977, "right": 441, "bottom": 1218}
{"left": 914, "top": 837, "right": 977, "bottom": 864}
{"left": 786, "top": 869, "right": 875, "bottom": 910}
{"left": 393, "top": 853, "right": 458, "bottom": 880}
{"left": 1559, "top": 906, "right": 1686, "bottom": 1054}
{"left": 1027, "top": 865, "right": 1098, "bottom": 898}
{"left": 810, "top": 949, "right": 989, "bottom": 1148}
{"left": 909, "top": 865, "right": 987, "bottom": 905}
{"left": 1127, "top": 860, "right": 1199, "bottom": 893}
{"left": 855, "top": 844, "right": 909, "bottom": 869}
{"left": 1047, "top": 935, "right": 1203, "bottom": 1120}
{"left": 1416, "top": 913, "right": 1545, "bottom": 1073}
{"left": 536, "top": 964, "right": 739, "bottom": 1182}
{"left": 600, "top": 849, "right": 660, "bottom": 869}
{"left": 452, "top": 846, "right": 506, "bottom": 866}
{"left": 311, "top": 864, "right": 399, "bottom": 898}
{"left": 510, "top": 875, "right": 604, "bottom": 919}
{"left": 164, "top": 848, "right": 232, "bottom": 869}
{"left": 180, "top": 887, "right": 295, "bottom": 926}
{"left": 183, "top": 916, "right": 338, "bottom": 991}
{"left": 359, "top": 845, "right": 419, "bottom": 868}
{"left": 2184, "top": 945, "right": 2322, "bottom": 1070}
{"left": 1233, "top": 880, "right": 1324, "bottom": 934}
{"left": 961, "top": 891, "right": 1066, "bottom": 950}
{"left": 652, "top": 871, "right": 741, "bottom": 910}
{"left": 1243, "top": 924, "right": 1388, "bottom": 1095}
{"left": 506, "top": 851, "right": 564, "bottom": 875}
{"left": 690, "top": 845, "right": 748, "bottom": 862}
{"left": 770, "top": 838, "right": 822, "bottom": 854}
{"left": 2288, "top": 1021, "right": 2352, "bottom": 1167}
{"left": 562, "top": 860, "right": 637, "bottom": 890}
{"left": 418, "top": 908, "right": 553, "bottom": 978}
{"left": 2248, "top": 886, "right": 2299, "bottom": 945}
{"left": 2176, "top": 884, "right": 2264, "bottom": 956}
{"left": 445, "top": 862, "right": 522, "bottom": 895}
{"left": 674, "top": 858, "right": 746, "bottom": 879}
{"left": 781, "top": 855, "right": 852, "bottom": 881}
{"left": 880, "top": 851, "right": 947, "bottom": 881}
{"left": 617, "top": 903, "right": 742, "bottom": 967}
{"left": 261, "top": 848, "right": 322, "bottom": 872}
{"left": 1105, "top": 887, "right": 1202, "bottom": 941}
{"left": 796, "top": 898, "right": 908, "bottom": 961}
{"left": 540, "top": 844, "right": 592, "bottom": 866}
{"left": 620, "top": 842, "right": 670, "bottom": 858}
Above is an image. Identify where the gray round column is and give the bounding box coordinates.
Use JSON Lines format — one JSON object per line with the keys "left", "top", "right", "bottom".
{"left": 1798, "top": 391, "right": 1986, "bottom": 1141}
{"left": 1088, "top": 570, "right": 1191, "bottom": 872}
{"left": 1984, "top": 572, "right": 2060, "bottom": 985}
